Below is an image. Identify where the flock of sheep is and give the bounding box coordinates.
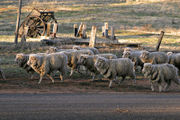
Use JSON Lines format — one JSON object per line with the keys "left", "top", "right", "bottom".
{"left": 1, "top": 45, "right": 180, "bottom": 92}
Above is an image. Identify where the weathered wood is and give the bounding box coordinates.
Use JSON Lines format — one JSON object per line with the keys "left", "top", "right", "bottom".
{"left": 76, "top": 23, "right": 83, "bottom": 37}
{"left": 46, "top": 22, "right": 51, "bottom": 37}
{"left": 104, "top": 22, "right": 109, "bottom": 38}
{"left": 74, "top": 24, "right": 78, "bottom": 37}
{"left": 89, "top": 26, "right": 97, "bottom": 47}
{"left": 81, "top": 24, "right": 87, "bottom": 39}
{"left": 102, "top": 26, "right": 105, "bottom": 37}
{"left": 14, "top": 0, "right": 22, "bottom": 44}
{"left": 52, "top": 22, "right": 58, "bottom": 38}
{"left": 20, "top": 26, "right": 28, "bottom": 43}
{"left": 111, "top": 26, "right": 116, "bottom": 40}
{"left": 155, "top": 31, "right": 165, "bottom": 51}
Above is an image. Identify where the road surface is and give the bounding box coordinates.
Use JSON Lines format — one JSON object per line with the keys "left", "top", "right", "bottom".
{"left": 0, "top": 93, "right": 180, "bottom": 120}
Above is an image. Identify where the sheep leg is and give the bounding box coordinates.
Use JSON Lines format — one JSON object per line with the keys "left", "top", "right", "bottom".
{"left": 150, "top": 81, "right": 155, "bottom": 92}
{"left": 30, "top": 74, "right": 35, "bottom": 79}
{"left": 38, "top": 76, "right": 43, "bottom": 84}
{"left": 118, "top": 76, "right": 125, "bottom": 85}
{"left": 70, "top": 69, "right": 74, "bottom": 77}
{"left": 109, "top": 80, "right": 113, "bottom": 88}
{"left": 46, "top": 74, "right": 55, "bottom": 83}
{"left": 91, "top": 73, "right": 95, "bottom": 81}
{"left": 0, "top": 69, "right": 6, "bottom": 80}
{"left": 60, "top": 74, "right": 64, "bottom": 82}
{"left": 163, "top": 83, "right": 170, "bottom": 92}
{"left": 130, "top": 72, "right": 136, "bottom": 85}
{"left": 158, "top": 84, "right": 162, "bottom": 92}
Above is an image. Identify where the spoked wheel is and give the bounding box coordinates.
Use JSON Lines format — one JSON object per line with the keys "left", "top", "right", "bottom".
{"left": 23, "top": 16, "right": 46, "bottom": 38}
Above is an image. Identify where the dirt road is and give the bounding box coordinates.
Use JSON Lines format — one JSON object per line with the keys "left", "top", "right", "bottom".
{"left": 0, "top": 93, "right": 180, "bottom": 120}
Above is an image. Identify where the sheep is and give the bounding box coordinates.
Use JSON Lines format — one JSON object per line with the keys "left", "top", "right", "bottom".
{"left": 78, "top": 53, "right": 117, "bottom": 81}
{"left": 123, "top": 47, "right": 133, "bottom": 54}
{"left": 167, "top": 52, "right": 180, "bottom": 71}
{"left": 15, "top": 53, "right": 35, "bottom": 79}
{"left": 142, "top": 63, "right": 180, "bottom": 92}
{"left": 46, "top": 47, "right": 76, "bottom": 54}
{"left": 94, "top": 57, "right": 136, "bottom": 88}
{"left": 27, "top": 52, "right": 68, "bottom": 84}
{"left": 73, "top": 45, "right": 99, "bottom": 54}
{"left": 122, "top": 50, "right": 144, "bottom": 71}
{"left": 67, "top": 49, "right": 94, "bottom": 76}
{"left": 140, "top": 51, "right": 168, "bottom": 64}
{"left": 0, "top": 59, "right": 5, "bottom": 80}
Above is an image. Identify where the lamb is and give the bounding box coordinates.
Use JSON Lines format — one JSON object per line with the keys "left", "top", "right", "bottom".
{"left": 94, "top": 57, "right": 136, "bottom": 88}
{"left": 15, "top": 53, "right": 35, "bottom": 79}
{"left": 122, "top": 50, "right": 144, "bottom": 71}
{"left": 142, "top": 63, "right": 180, "bottom": 92}
{"left": 67, "top": 49, "right": 94, "bottom": 76}
{"left": 78, "top": 53, "right": 117, "bottom": 80}
{"left": 167, "top": 52, "right": 180, "bottom": 71}
{"left": 140, "top": 51, "right": 168, "bottom": 64}
{"left": 0, "top": 59, "right": 5, "bottom": 80}
{"left": 73, "top": 45, "right": 99, "bottom": 54}
{"left": 27, "top": 52, "right": 68, "bottom": 84}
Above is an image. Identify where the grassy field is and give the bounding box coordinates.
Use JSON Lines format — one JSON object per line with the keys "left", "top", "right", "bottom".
{"left": 0, "top": 0, "right": 180, "bottom": 93}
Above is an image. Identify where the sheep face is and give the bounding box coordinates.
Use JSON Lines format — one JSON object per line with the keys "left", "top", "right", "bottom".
{"left": 142, "top": 63, "right": 152, "bottom": 77}
{"left": 122, "top": 51, "right": 131, "bottom": 59}
{"left": 78, "top": 56, "right": 87, "bottom": 65}
{"left": 27, "top": 56, "right": 42, "bottom": 68}
{"left": 95, "top": 58, "right": 109, "bottom": 71}
{"left": 15, "top": 54, "right": 26, "bottom": 67}
{"left": 140, "top": 51, "right": 149, "bottom": 61}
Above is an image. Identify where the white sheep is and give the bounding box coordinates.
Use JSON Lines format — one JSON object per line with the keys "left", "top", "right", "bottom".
{"left": 167, "top": 52, "right": 180, "bottom": 71}
{"left": 122, "top": 50, "right": 144, "bottom": 71}
{"left": 66, "top": 49, "right": 94, "bottom": 76}
{"left": 142, "top": 63, "right": 180, "bottom": 92}
{"left": 78, "top": 53, "right": 117, "bottom": 80}
{"left": 95, "top": 57, "right": 136, "bottom": 88}
{"left": 73, "top": 45, "right": 99, "bottom": 54}
{"left": 140, "top": 51, "right": 168, "bottom": 64}
{"left": 15, "top": 53, "right": 36, "bottom": 79}
{"left": 27, "top": 52, "right": 68, "bottom": 84}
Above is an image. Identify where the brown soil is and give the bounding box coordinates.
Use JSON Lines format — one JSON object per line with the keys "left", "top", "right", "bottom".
{"left": 0, "top": 75, "right": 180, "bottom": 94}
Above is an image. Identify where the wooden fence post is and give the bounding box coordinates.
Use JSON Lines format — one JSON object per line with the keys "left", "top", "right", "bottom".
{"left": 111, "top": 26, "right": 116, "bottom": 40}
{"left": 102, "top": 26, "right": 105, "bottom": 37}
{"left": 155, "top": 31, "right": 165, "bottom": 51}
{"left": 81, "top": 24, "right": 87, "bottom": 39}
{"left": 46, "top": 22, "right": 51, "bottom": 37}
{"left": 104, "top": 22, "right": 109, "bottom": 38}
{"left": 21, "top": 26, "right": 28, "bottom": 43}
{"left": 89, "top": 26, "right": 97, "bottom": 47}
{"left": 52, "top": 22, "right": 58, "bottom": 38}
{"left": 74, "top": 24, "right": 78, "bottom": 37}
{"left": 76, "top": 22, "right": 83, "bottom": 37}
{"left": 14, "top": 0, "right": 22, "bottom": 44}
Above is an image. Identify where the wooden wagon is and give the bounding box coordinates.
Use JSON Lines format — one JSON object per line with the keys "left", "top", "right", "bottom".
{"left": 19, "top": 8, "right": 57, "bottom": 38}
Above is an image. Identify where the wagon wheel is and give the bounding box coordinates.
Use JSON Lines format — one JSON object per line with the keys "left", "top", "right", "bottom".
{"left": 24, "top": 16, "right": 46, "bottom": 38}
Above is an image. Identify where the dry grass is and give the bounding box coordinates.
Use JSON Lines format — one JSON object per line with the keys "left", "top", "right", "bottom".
{"left": 0, "top": 0, "right": 180, "bottom": 93}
